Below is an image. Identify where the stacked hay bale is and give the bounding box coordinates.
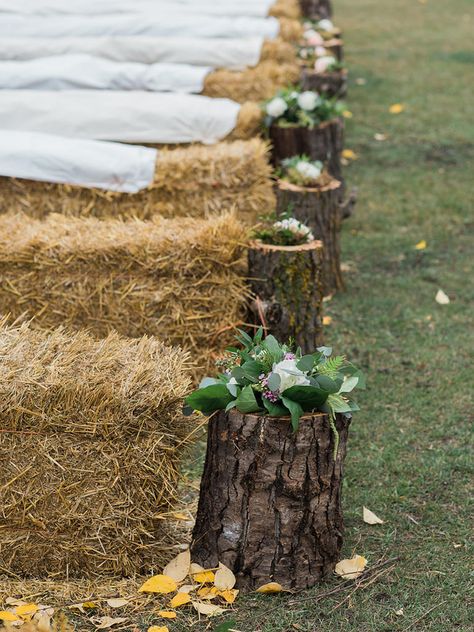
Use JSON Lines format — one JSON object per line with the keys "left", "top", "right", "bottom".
{"left": 0, "top": 321, "right": 194, "bottom": 577}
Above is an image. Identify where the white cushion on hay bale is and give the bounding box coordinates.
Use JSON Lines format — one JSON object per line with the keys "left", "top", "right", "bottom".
{"left": 0, "top": 14, "right": 280, "bottom": 39}
{"left": 0, "top": 130, "right": 158, "bottom": 192}
{"left": 0, "top": 55, "right": 212, "bottom": 92}
{"left": 0, "top": 36, "right": 265, "bottom": 67}
{"left": 0, "top": 91, "right": 241, "bottom": 144}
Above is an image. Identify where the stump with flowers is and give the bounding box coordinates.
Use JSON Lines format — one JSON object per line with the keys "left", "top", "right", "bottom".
{"left": 300, "top": 0, "right": 333, "bottom": 20}
{"left": 186, "top": 330, "right": 364, "bottom": 590}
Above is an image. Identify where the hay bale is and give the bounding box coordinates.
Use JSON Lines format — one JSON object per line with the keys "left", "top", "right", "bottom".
{"left": 261, "top": 38, "right": 297, "bottom": 64}
{"left": 0, "top": 322, "right": 194, "bottom": 577}
{"left": 203, "top": 60, "right": 300, "bottom": 103}
{"left": 270, "top": 0, "right": 302, "bottom": 19}
{"left": 279, "top": 18, "right": 304, "bottom": 42}
{"left": 228, "top": 102, "right": 264, "bottom": 140}
{"left": 0, "top": 139, "right": 274, "bottom": 222}
{"left": 0, "top": 212, "right": 249, "bottom": 373}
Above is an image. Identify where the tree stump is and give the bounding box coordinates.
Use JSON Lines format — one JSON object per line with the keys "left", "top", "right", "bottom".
{"left": 247, "top": 239, "right": 324, "bottom": 352}
{"left": 324, "top": 39, "right": 344, "bottom": 62}
{"left": 299, "top": 0, "right": 333, "bottom": 19}
{"left": 275, "top": 178, "right": 344, "bottom": 294}
{"left": 191, "top": 409, "right": 351, "bottom": 590}
{"left": 301, "top": 68, "right": 348, "bottom": 98}
{"left": 269, "top": 118, "right": 344, "bottom": 182}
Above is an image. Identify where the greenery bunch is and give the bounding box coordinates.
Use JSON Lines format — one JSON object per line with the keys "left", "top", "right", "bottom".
{"left": 263, "top": 86, "right": 346, "bottom": 129}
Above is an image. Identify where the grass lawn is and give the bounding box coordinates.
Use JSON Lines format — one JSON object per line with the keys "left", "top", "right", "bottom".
{"left": 173, "top": 0, "right": 474, "bottom": 629}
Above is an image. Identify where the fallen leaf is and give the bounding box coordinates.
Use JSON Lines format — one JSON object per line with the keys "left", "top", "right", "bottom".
{"left": 323, "top": 316, "right": 332, "bottom": 326}
{"left": 15, "top": 604, "right": 39, "bottom": 618}
{"left": 374, "top": 133, "right": 387, "bottom": 141}
{"left": 342, "top": 149, "right": 358, "bottom": 160}
{"left": 415, "top": 240, "right": 427, "bottom": 250}
{"left": 95, "top": 617, "right": 128, "bottom": 629}
{"left": 176, "top": 584, "right": 196, "bottom": 594}
{"left": 355, "top": 77, "right": 366, "bottom": 85}
{"left": 363, "top": 507, "right": 384, "bottom": 525}
{"left": 157, "top": 611, "right": 177, "bottom": 620}
{"left": 189, "top": 563, "right": 205, "bottom": 574}
{"left": 148, "top": 627, "right": 169, "bottom": 632}
{"left": 5, "top": 600, "right": 25, "bottom": 607}
{"left": 256, "top": 582, "right": 283, "bottom": 594}
{"left": 172, "top": 512, "right": 189, "bottom": 520}
{"left": 435, "top": 289, "right": 450, "bottom": 304}
{"left": 335, "top": 555, "right": 368, "bottom": 579}
{"left": 192, "top": 602, "right": 225, "bottom": 617}
{"left": 389, "top": 103, "right": 405, "bottom": 114}
{"left": 343, "top": 110, "right": 353, "bottom": 118}
{"left": 453, "top": 543, "right": 462, "bottom": 548}
{"left": 170, "top": 592, "right": 191, "bottom": 608}
{"left": 162, "top": 549, "right": 191, "bottom": 583}
{"left": 82, "top": 602, "right": 98, "bottom": 610}
{"left": 0, "top": 612, "right": 20, "bottom": 622}
{"left": 138, "top": 575, "right": 177, "bottom": 594}
{"left": 214, "top": 563, "right": 236, "bottom": 591}
{"left": 193, "top": 571, "right": 215, "bottom": 584}
{"left": 395, "top": 608, "right": 404, "bottom": 616}
{"left": 219, "top": 589, "right": 239, "bottom": 604}
{"left": 106, "top": 599, "right": 129, "bottom": 609}
{"left": 197, "top": 587, "right": 218, "bottom": 600}
{"left": 35, "top": 613, "right": 52, "bottom": 632}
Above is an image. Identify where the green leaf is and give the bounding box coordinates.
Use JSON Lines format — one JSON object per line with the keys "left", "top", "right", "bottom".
{"left": 317, "top": 345, "right": 333, "bottom": 357}
{"left": 199, "top": 377, "right": 219, "bottom": 388}
{"left": 281, "top": 397, "right": 303, "bottom": 431}
{"left": 263, "top": 398, "right": 288, "bottom": 417}
{"left": 281, "top": 385, "right": 328, "bottom": 411}
{"left": 240, "top": 360, "right": 264, "bottom": 381}
{"left": 226, "top": 381, "right": 239, "bottom": 397}
{"left": 267, "top": 372, "right": 281, "bottom": 392}
{"left": 225, "top": 400, "right": 238, "bottom": 412}
{"left": 339, "top": 376, "right": 359, "bottom": 393}
{"left": 231, "top": 366, "right": 246, "bottom": 383}
{"left": 296, "top": 354, "right": 315, "bottom": 372}
{"left": 314, "top": 375, "right": 340, "bottom": 393}
{"left": 214, "top": 621, "right": 238, "bottom": 632}
{"left": 235, "top": 385, "right": 261, "bottom": 413}
{"left": 262, "top": 334, "right": 283, "bottom": 360}
{"left": 341, "top": 366, "right": 366, "bottom": 389}
{"left": 185, "top": 384, "right": 234, "bottom": 415}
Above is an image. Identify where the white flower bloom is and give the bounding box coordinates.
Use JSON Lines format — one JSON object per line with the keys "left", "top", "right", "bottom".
{"left": 297, "top": 91, "right": 319, "bottom": 111}
{"left": 272, "top": 359, "right": 310, "bottom": 392}
{"left": 318, "top": 19, "right": 335, "bottom": 31}
{"left": 315, "top": 46, "right": 327, "bottom": 57}
{"left": 295, "top": 160, "right": 322, "bottom": 181}
{"left": 314, "top": 55, "right": 337, "bottom": 73}
{"left": 273, "top": 218, "right": 314, "bottom": 242}
{"left": 266, "top": 96, "right": 288, "bottom": 118}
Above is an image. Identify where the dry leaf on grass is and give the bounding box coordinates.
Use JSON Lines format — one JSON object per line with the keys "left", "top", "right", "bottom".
{"left": 256, "top": 582, "right": 284, "bottom": 594}
{"left": 435, "top": 289, "right": 450, "bottom": 305}
{"left": 189, "top": 563, "right": 205, "bottom": 574}
{"left": 389, "top": 103, "right": 405, "bottom": 114}
{"left": 214, "top": 563, "right": 236, "bottom": 591}
{"left": 148, "top": 627, "right": 169, "bottom": 632}
{"left": 106, "top": 599, "right": 129, "bottom": 609}
{"left": 415, "top": 240, "right": 427, "bottom": 250}
{"left": 0, "top": 612, "right": 20, "bottom": 622}
{"left": 157, "top": 611, "right": 177, "bottom": 619}
{"left": 95, "top": 616, "right": 128, "bottom": 629}
{"left": 343, "top": 110, "right": 353, "bottom": 118}
{"left": 219, "top": 589, "right": 239, "bottom": 604}
{"left": 192, "top": 602, "right": 225, "bottom": 617}
{"left": 138, "top": 575, "right": 177, "bottom": 594}
{"left": 395, "top": 608, "right": 404, "bottom": 616}
{"left": 374, "top": 133, "right": 387, "bottom": 141}
{"left": 162, "top": 549, "right": 191, "bottom": 582}
{"left": 335, "top": 555, "right": 368, "bottom": 579}
{"left": 176, "top": 585, "right": 196, "bottom": 594}
{"left": 363, "top": 507, "right": 384, "bottom": 525}
{"left": 323, "top": 316, "right": 332, "bottom": 326}
{"left": 193, "top": 571, "right": 216, "bottom": 584}
{"left": 342, "top": 149, "right": 358, "bottom": 160}
{"left": 16, "top": 604, "right": 39, "bottom": 617}
{"left": 169, "top": 592, "right": 191, "bottom": 608}
{"left": 355, "top": 77, "right": 366, "bottom": 85}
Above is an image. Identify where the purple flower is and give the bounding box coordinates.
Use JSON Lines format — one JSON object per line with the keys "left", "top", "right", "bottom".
{"left": 284, "top": 352, "right": 296, "bottom": 360}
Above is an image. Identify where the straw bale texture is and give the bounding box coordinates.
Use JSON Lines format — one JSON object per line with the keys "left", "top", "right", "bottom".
{"left": 227, "top": 102, "right": 264, "bottom": 140}
{"left": 278, "top": 18, "right": 304, "bottom": 42}
{"left": 0, "top": 212, "right": 249, "bottom": 374}
{"left": 0, "top": 140, "right": 274, "bottom": 222}
{"left": 270, "top": 0, "right": 301, "bottom": 19}
{"left": 261, "top": 39, "right": 296, "bottom": 64}
{"left": 0, "top": 322, "right": 195, "bottom": 577}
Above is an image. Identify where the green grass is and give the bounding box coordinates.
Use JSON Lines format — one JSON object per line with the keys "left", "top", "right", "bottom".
{"left": 171, "top": 0, "right": 474, "bottom": 629}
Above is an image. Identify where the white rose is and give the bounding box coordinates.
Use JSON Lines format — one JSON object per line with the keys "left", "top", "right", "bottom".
{"left": 314, "top": 56, "right": 336, "bottom": 74}
{"left": 297, "top": 91, "right": 319, "bottom": 111}
{"left": 315, "top": 46, "right": 327, "bottom": 57}
{"left": 318, "top": 19, "right": 335, "bottom": 31}
{"left": 272, "top": 359, "right": 310, "bottom": 392}
{"left": 295, "top": 161, "right": 322, "bottom": 180}
{"left": 266, "top": 97, "right": 288, "bottom": 118}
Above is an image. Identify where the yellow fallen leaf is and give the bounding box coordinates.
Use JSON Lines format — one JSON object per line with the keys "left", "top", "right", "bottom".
{"left": 335, "top": 555, "right": 368, "bottom": 579}
{"left": 219, "top": 589, "right": 239, "bottom": 604}
{"left": 415, "top": 240, "right": 427, "bottom": 250}
{"left": 343, "top": 110, "right": 353, "bottom": 118}
{"left": 363, "top": 507, "right": 384, "bottom": 525}
{"left": 342, "top": 149, "right": 358, "bottom": 160}
{"left": 355, "top": 77, "right": 366, "bottom": 85}
{"left": 214, "top": 562, "right": 236, "bottom": 591}
{"left": 197, "top": 587, "right": 218, "bottom": 600}
{"left": 95, "top": 616, "right": 128, "bottom": 629}
{"left": 189, "top": 563, "right": 205, "bottom": 574}
{"left": 172, "top": 512, "right": 189, "bottom": 520}
{"left": 374, "top": 133, "right": 387, "bottom": 141}
{"left": 256, "top": 582, "right": 283, "bottom": 594}
{"left": 435, "top": 289, "right": 450, "bottom": 305}
{"left": 106, "top": 599, "right": 129, "bottom": 609}
{"left": 15, "top": 603, "right": 39, "bottom": 618}
{"left": 323, "top": 316, "right": 332, "bottom": 326}
{"left": 191, "top": 602, "right": 225, "bottom": 617}
{"left": 193, "top": 571, "right": 215, "bottom": 584}
{"left": 138, "top": 575, "right": 177, "bottom": 594}
{"left": 389, "top": 103, "right": 405, "bottom": 114}
{"left": 0, "top": 612, "right": 20, "bottom": 622}
{"left": 82, "top": 602, "right": 98, "bottom": 610}
{"left": 170, "top": 592, "right": 191, "bottom": 608}
{"left": 148, "top": 627, "right": 169, "bottom": 632}
{"left": 157, "top": 611, "right": 177, "bottom": 620}
{"left": 162, "top": 549, "right": 191, "bottom": 583}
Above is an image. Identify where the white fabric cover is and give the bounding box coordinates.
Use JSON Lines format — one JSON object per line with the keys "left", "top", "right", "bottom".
{"left": 0, "top": 0, "right": 275, "bottom": 17}
{"left": 0, "top": 36, "right": 264, "bottom": 68}
{"left": 0, "top": 130, "right": 157, "bottom": 192}
{"left": 0, "top": 55, "right": 212, "bottom": 92}
{"left": 0, "top": 91, "right": 241, "bottom": 144}
{"left": 0, "top": 14, "right": 280, "bottom": 39}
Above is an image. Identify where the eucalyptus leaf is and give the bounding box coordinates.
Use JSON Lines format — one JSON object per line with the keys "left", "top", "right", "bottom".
{"left": 296, "top": 354, "right": 315, "bottom": 372}
{"left": 314, "top": 374, "right": 340, "bottom": 393}
{"left": 226, "top": 381, "right": 239, "bottom": 397}
{"left": 317, "top": 346, "right": 333, "bottom": 357}
{"left": 267, "top": 372, "right": 281, "bottom": 392}
{"left": 339, "top": 376, "right": 359, "bottom": 393}
{"left": 263, "top": 398, "right": 289, "bottom": 417}
{"left": 225, "top": 400, "right": 238, "bottom": 412}
{"left": 263, "top": 334, "right": 282, "bottom": 360}
{"left": 199, "top": 377, "right": 220, "bottom": 389}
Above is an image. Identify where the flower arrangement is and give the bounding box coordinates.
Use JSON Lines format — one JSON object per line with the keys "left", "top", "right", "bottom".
{"left": 184, "top": 329, "right": 364, "bottom": 452}
{"left": 263, "top": 87, "right": 346, "bottom": 128}
{"left": 303, "top": 19, "right": 339, "bottom": 42}
{"left": 253, "top": 212, "right": 315, "bottom": 246}
{"left": 278, "top": 155, "right": 324, "bottom": 186}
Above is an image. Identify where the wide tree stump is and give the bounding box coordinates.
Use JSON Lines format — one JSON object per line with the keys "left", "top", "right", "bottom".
{"left": 324, "top": 39, "right": 344, "bottom": 62}
{"left": 299, "top": 0, "right": 333, "bottom": 19}
{"left": 275, "top": 179, "right": 344, "bottom": 294}
{"left": 269, "top": 118, "right": 344, "bottom": 181}
{"left": 191, "top": 409, "right": 351, "bottom": 590}
{"left": 301, "top": 68, "right": 348, "bottom": 98}
{"left": 247, "top": 239, "right": 324, "bottom": 352}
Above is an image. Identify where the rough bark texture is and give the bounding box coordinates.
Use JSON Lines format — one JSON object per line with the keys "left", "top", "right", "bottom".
{"left": 275, "top": 179, "right": 344, "bottom": 294}
{"left": 191, "top": 409, "right": 351, "bottom": 590}
{"left": 301, "top": 69, "right": 348, "bottom": 98}
{"left": 269, "top": 118, "right": 344, "bottom": 182}
{"left": 324, "top": 39, "right": 344, "bottom": 62}
{"left": 247, "top": 240, "right": 324, "bottom": 352}
{"left": 299, "top": 0, "right": 333, "bottom": 19}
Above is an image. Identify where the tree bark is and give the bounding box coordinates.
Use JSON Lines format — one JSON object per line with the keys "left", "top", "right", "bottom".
{"left": 191, "top": 409, "right": 351, "bottom": 591}
{"left": 247, "top": 240, "right": 324, "bottom": 352}
{"left": 299, "top": 0, "right": 333, "bottom": 19}
{"left": 301, "top": 69, "right": 348, "bottom": 98}
{"left": 269, "top": 118, "right": 344, "bottom": 182}
{"left": 275, "top": 179, "right": 344, "bottom": 294}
